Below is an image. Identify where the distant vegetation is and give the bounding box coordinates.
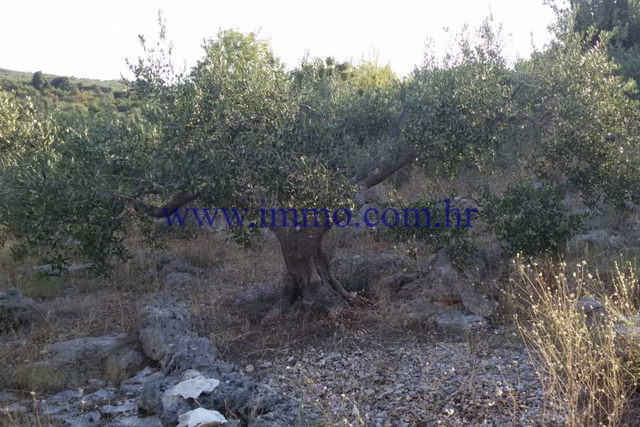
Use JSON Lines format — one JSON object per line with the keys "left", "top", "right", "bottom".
{"left": 0, "top": 67, "right": 136, "bottom": 113}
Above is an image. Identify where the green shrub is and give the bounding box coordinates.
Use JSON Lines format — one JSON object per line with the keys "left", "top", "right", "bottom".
{"left": 50, "top": 76, "right": 71, "bottom": 91}
{"left": 484, "top": 182, "right": 584, "bottom": 259}
{"left": 382, "top": 196, "right": 477, "bottom": 268}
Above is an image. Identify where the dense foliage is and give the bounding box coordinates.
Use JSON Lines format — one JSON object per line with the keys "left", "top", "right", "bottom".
{"left": 403, "top": 21, "right": 519, "bottom": 175}
{"left": 484, "top": 182, "right": 585, "bottom": 258}
{"left": 549, "top": 0, "right": 640, "bottom": 87}
{"left": 1, "top": 3, "right": 640, "bottom": 276}
{"left": 517, "top": 29, "right": 640, "bottom": 209}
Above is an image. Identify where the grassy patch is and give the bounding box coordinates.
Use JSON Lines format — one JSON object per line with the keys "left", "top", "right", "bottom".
{"left": 7, "top": 363, "right": 68, "bottom": 395}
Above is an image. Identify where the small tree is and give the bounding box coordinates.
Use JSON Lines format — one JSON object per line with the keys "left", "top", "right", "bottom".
{"left": 50, "top": 76, "right": 71, "bottom": 91}
{"left": 122, "top": 22, "right": 524, "bottom": 314}
{"left": 127, "top": 29, "right": 407, "bottom": 313}
{"left": 31, "top": 71, "right": 47, "bottom": 91}
{"left": 0, "top": 92, "right": 154, "bottom": 275}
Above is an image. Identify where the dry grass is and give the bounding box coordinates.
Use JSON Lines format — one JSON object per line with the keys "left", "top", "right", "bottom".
{"left": 0, "top": 237, "right": 158, "bottom": 399}
{"left": 509, "top": 256, "right": 640, "bottom": 425}
{"left": 171, "top": 227, "right": 431, "bottom": 362}
{"left": 1, "top": 389, "right": 88, "bottom": 427}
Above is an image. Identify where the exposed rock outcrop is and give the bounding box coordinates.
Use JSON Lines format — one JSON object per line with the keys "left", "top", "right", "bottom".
{"left": 134, "top": 293, "right": 297, "bottom": 426}
{"left": 0, "top": 287, "right": 44, "bottom": 334}
{"left": 423, "top": 246, "right": 501, "bottom": 318}
{"left": 5, "top": 293, "right": 297, "bottom": 426}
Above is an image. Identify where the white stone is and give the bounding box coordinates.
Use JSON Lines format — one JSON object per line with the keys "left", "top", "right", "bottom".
{"left": 162, "top": 372, "right": 221, "bottom": 410}
{"left": 177, "top": 408, "right": 227, "bottom": 426}
{"left": 170, "top": 376, "right": 220, "bottom": 400}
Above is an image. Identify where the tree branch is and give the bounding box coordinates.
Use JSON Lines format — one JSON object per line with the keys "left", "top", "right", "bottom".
{"left": 358, "top": 145, "right": 417, "bottom": 190}
{"left": 356, "top": 108, "right": 414, "bottom": 189}
{"left": 389, "top": 108, "right": 409, "bottom": 140}
{"left": 135, "top": 192, "right": 198, "bottom": 218}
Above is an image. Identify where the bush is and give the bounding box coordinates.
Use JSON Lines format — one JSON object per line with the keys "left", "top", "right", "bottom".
{"left": 484, "top": 182, "right": 584, "bottom": 259}
{"left": 50, "top": 76, "right": 71, "bottom": 91}
{"left": 382, "top": 196, "right": 476, "bottom": 268}
{"left": 31, "top": 71, "right": 47, "bottom": 90}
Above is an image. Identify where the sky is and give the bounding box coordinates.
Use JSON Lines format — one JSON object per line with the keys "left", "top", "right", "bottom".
{"left": 1, "top": 1, "right": 557, "bottom": 81}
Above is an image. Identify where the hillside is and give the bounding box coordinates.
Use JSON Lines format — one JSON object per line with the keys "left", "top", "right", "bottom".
{"left": 0, "top": 68, "right": 126, "bottom": 90}
{"left": 0, "top": 67, "right": 135, "bottom": 112}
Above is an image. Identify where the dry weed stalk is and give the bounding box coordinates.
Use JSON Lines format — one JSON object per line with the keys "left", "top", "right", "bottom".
{"left": 511, "top": 256, "right": 639, "bottom": 425}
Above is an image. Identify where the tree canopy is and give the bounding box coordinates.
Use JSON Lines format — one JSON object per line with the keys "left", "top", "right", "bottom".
{"left": 1, "top": 5, "right": 640, "bottom": 311}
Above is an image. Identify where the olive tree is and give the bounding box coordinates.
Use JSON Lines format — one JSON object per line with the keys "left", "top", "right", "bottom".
{"left": 124, "top": 19, "right": 536, "bottom": 315}
{"left": 515, "top": 14, "right": 640, "bottom": 209}
{"left": 1, "top": 22, "right": 522, "bottom": 314}
{"left": 0, "top": 91, "right": 159, "bottom": 275}
{"left": 127, "top": 29, "right": 408, "bottom": 314}
{"left": 6, "top": 16, "right": 638, "bottom": 315}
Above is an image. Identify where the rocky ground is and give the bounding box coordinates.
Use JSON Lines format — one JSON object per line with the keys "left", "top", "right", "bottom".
{"left": 1, "top": 317, "right": 550, "bottom": 426}
{"left": 255, "top": 335, "right": 552, "bottom": 426}
{"left": 2, "top": 224, "right": 637, "bottom": 426}
{"left": 2, "top": 340, "right": 551, "bottom": 427}
{"left": 0, "top": 283, "right": 554, "bottom": 426}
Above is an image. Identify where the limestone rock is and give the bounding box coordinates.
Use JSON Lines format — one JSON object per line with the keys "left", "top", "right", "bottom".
{"left": 0, "top": 287, "right": 43, "bottom": 333}
{"left": 379, "top": 273, "right": 416, "bottom": 292}
{"left": 121, "top": 366, "right": 165, "bottom": 396}
{"left": 424, "top": 247, "right": 500, "bottom": 317}
{"left": 42, "top": 334, "right": 133, "bottom": 364}
{"left": 138, "top": 375, "right": 173, "bottom": 415}
{"left": 119, "top": 416, "right": 162, "bottom": 426}
{"left": 99, "top": 399, "right": 138, "bottom": 417}
{"left": 177, "top": 407, "right": 227, "bottom": 427}
{"left": 162, "top": 371, "right": 220, "bottom": 409}
{"left": 460, "top": 290, "right": 499, "bottom": 318}
{"left": 106, "top": 346, "right": 146, "bottom": 376}
{"left": 84, "top": 388, "right": 116, "bottom": 404}
{"left": 137, "top": 294, "right": 214, "bottom": 373}
{"left": 434, "top": 310, "right": 487, "bottom": 333}
{"left": 233, "top": 284, "right": 281, "bottom": 307}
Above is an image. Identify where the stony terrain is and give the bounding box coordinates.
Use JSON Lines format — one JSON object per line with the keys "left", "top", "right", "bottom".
{"left": 256, "top": 335, "right": 550, "bottom": 426}
{"left": 2, "top": 224, "right": 638, "bottom": 426}
{"left": 0, "top": 285, "right": 549, "bottom": 426}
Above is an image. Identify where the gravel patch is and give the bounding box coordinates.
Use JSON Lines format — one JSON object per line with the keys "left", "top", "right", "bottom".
{"left": 253, "top": 329, "right": 556, "bottom": 426}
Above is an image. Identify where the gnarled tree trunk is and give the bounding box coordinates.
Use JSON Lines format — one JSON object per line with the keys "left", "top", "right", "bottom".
{"left": 135, "top": 110, "right": 413, "bottom": 319}
{"left": 270, "top": 226, "right": 352, "bottom": 316}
